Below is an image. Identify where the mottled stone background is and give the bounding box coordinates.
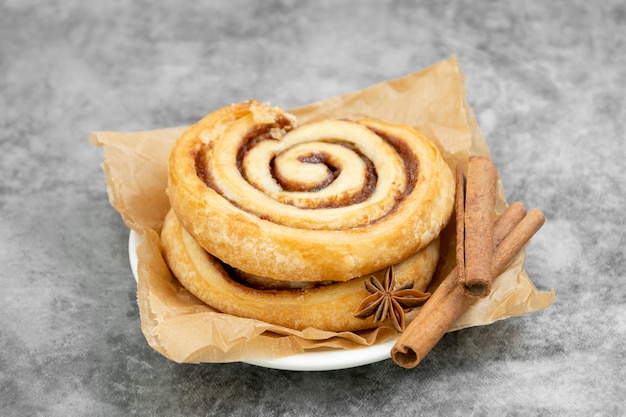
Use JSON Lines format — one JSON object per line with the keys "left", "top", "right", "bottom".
{"left": 1, "top": 0, "right": 624, "bottom": 416}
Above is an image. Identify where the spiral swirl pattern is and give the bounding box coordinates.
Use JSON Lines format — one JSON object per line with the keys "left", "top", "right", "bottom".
{"left": 168, "top": 100, "right": 454, "bottom": 282}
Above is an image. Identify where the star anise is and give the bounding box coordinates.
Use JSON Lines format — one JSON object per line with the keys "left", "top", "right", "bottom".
{"left": 354, "top": 266, "right": 431, "bottom": 332}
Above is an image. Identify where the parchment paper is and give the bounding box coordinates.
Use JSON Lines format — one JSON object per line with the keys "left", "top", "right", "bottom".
{"left": 90, "top": 56, "right": 555, "bottom": 363}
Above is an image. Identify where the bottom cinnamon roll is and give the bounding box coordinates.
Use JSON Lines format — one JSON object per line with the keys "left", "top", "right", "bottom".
{"left": 161, "top": 209, "right": 440, "bottom": 332}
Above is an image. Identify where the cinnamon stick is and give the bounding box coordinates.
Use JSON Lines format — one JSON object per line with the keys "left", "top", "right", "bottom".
{"left": 492, "top": 209, "right": 545, "bottom": 273}
{"left": 461, "top": 156, "right": 498, "bottom": 297}
{"left": 493, "top": 201, "right": 527, "bottom": 247}
{"left": 454, "top": 164, "right": 466, "bottom": 286}
{"left": 391, "top": 206, "right": 545, "bottom": 369}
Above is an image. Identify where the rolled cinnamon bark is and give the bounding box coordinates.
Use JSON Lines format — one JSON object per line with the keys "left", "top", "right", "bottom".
{"left": 454, "top": 164, "right": 466, "bottom": 288}
{"left": 391, "top": 205, "right": 545, "bottom": 368}
{"left": 492, "top": 209, "right": 545, "bottom": 273}
{"left": 461, "top": 156, "right": 498, "bottom": 296}
{"left": 493, "top": 202, "right": 527, "bottom": 247}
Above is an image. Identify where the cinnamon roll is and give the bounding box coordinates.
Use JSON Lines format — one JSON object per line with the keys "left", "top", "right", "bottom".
{"left": 168, "top": 101, "right": 454, "bottom": 278}
{"left": 161, "top": 209, "right": 440, "bottom": 331}
{"left": 163, "top": 100, "right": 455, "bottom": 331}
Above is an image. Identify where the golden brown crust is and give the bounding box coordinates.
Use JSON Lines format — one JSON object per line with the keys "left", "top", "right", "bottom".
{"left": 167, "top": 100, "right": 455, "bottom": 282}
{"left": 161, "top": 209, "right": 440, "bottom": 332}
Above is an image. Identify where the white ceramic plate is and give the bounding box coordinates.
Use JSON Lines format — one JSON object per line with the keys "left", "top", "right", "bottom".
{"left": 128, "top": 230, "right": 395, "bottom": 371}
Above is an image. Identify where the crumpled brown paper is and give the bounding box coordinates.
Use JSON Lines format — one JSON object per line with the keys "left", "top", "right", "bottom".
{"left": 90, "top": 56, "right": 555, "bottom": 364}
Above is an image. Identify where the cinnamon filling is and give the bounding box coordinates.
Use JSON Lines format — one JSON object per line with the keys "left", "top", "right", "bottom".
{"left": 220, "top": 261, "right": 337, "bottom": 293}
{"left": 366, "top": 127, "right": 419, "bottom": 200}
{"left": 193, "top": 122, "right": 420, "bottom": 224}
{"left": 273, "top": 151, "right": 339, "bottom": 193}
{"left": 270, "top": 141, "right": 378, "bottom": 208}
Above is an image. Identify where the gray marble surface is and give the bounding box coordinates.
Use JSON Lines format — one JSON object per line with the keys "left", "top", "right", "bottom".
{"left": 1, "top": 1, "right": 624, "bottom": 416}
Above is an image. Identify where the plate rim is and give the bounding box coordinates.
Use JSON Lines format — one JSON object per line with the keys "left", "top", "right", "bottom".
{"left": 128, "top": 229, "right": 395, "bottom": 371}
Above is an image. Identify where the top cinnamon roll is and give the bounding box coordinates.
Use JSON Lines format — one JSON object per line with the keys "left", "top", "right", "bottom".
{"left": 167, "top": 100, "right": 454, "bottom": 283}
